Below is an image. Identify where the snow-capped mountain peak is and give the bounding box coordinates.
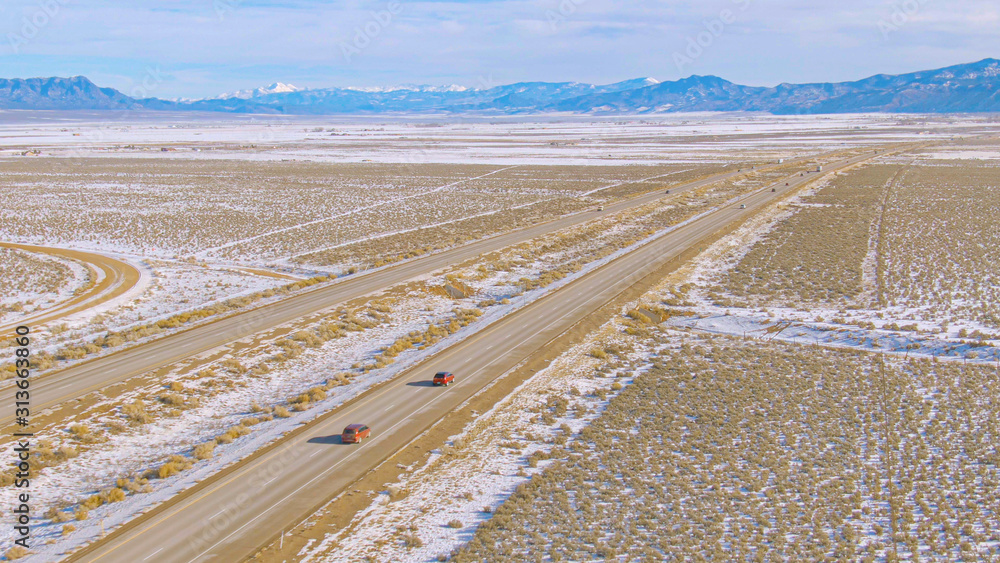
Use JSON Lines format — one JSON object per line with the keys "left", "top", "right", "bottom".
{"left": 216, "top": 82, "right": 302, "bottom": 100}
{"left": 342, "top": 84, "right": 470, "bottom": 93}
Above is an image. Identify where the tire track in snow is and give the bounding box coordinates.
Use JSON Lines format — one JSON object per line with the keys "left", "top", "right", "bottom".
{"left": 286, "top": 197, "right": 559, "bottom": 261}
{"left": 195, "top": 166, "right": 519, "bottom": 259}
{"left": 579, "top": 168, "right": 694, "bottom": 196}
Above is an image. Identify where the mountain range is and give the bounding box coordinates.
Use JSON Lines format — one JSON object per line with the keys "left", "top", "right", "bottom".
{"left": 1, "top": 59, "right": 999, "bottom": 115}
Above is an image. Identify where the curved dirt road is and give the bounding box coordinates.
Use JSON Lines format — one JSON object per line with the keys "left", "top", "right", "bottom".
{"left": 0, "top": 243, "right": 141, "bottom": 338}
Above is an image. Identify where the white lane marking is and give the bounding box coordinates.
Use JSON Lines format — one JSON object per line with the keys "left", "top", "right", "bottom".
{"left": 309, "top": 450, "right": 322, "bottom": 458}
{"left": 486, "top": 345, "right": 493, "bottom": 350}
{"left": 263, "top": 473, "right": 281, "bottom": 486}
{"left": 143, "top": 548, "right": 164, "bottom": 561}
{"left": 384, "top": 404, "right": 395, "bottom": 412}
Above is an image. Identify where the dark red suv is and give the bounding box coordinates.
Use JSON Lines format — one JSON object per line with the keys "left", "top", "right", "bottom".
{"left": 433, "top": 372, "right": 455, "bottom": 386}
{"left": 342, "top": 424, "right": 371, "bottom": 444}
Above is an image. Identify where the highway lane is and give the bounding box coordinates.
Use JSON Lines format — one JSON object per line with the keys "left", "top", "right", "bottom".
{"left": 68, "top": 151, "right": 881, "bottom": 563}
{"left": 0, "top": 243, "right": 141, "bottom": 338}
{"left": 0, "top": 163, "right": 765, "bottom": 425}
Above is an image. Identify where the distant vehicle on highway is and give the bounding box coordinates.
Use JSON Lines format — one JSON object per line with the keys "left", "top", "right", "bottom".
{"left": 665, "top": 189, "right": 670, "bottom": 194}
{"left": 433, "top": 372, "right": 455, "bottom": 386}
{"left": 342, "top": 424, "right": 371, "bottom": 444}
{"left": 596, "top": 206, "right": 605, "bottom": 211}
{"left": 739, "top": 204, "right": 747, "bottom": 209}
{"left": 772, "top": 188, "right": 777, "bottom": 192}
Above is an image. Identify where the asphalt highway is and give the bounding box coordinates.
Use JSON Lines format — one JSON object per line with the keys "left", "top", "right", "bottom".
{"left": 0, "top": 164, "right": 756, "bottom": 425}
{"left": 67, "top": 152, "right": 879, "bottom": 563}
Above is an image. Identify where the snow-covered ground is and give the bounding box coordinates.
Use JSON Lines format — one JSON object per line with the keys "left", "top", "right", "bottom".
{"left": 920, "top": 149, "right": 1000, "bottom": 161}
{"left": 2, "top": 183, "right": 742, "bottom": 558}
{"left": 668, "top": 152, "right": 1000, "bottom": 365}
{"left": 0, "top": 114, "right": 987, "bottom": 165}
{"left": 0, "top": 247, "right": 90, "bottom": 325}
{"left": 665, "top": 313, "right": 999, "bottom": 363}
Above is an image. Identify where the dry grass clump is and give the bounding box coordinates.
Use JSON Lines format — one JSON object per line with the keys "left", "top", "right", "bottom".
{"left": 151, "top": 454, "right": 195, "bottom": 479}
{"left": 455, "top": 334, "right": 1000, "bottom": 561}
{"left": 327, "top": 372, "right": 352, "bottom": 388}
{"left": 158, "top": 392, "right": 199, "bottom": 409}
{"left": 0, "top": 350, "right": 55, "bottom": 381}
{"left": 588, "top": 348, "right": 608, "bottom": 359}
{"left": 287, "top": 386, "right": 328, "bottom": 411}
{"left": 387, "top": 485, "right": 409, "bottom": 503}
{"left": 80, "top": 487, "right": 127, "bottom": 510}
{"left": 221, "top": 358, "right": 248, "bottom": 374}
{"left": 122, "top": 399, "right": 153, "bottom": 425}
{"left": 193, "top": 441, "right": 216, "bottom": 460}
{"left": 381, "top": 337, "right": 413, "bottom": 358}
{"left": 215, "top": 424, "right": 251, "bottom": 444}
{"left": 116, "top": 476, "right": 151, "bottom": 494}
{"left": 67, "top": 424, "right": 91, "bottom": 438}
{"left": 4, "top": 546, "right": 30, "bottom": 560}
{"left": 44, "top": 506, "right": 73, "bottom": 524}
{"left": 401, "top": 532, "right": 424, "bottom": 549}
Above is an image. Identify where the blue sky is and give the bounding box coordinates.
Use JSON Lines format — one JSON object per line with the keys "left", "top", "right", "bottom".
{"left": 1, "top": 0, "right": 997, "bottom": 99}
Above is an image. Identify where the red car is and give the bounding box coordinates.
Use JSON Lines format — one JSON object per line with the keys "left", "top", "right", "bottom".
{"left": 433, "top": 372, "right": 455, "bottom": 386}
{"left": 342, "top": 424, "right": 371, "bottom": 444}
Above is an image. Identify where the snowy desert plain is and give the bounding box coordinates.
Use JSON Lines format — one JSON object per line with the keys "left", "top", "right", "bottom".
{"left": 1, "top": 112, "right": 1000, "bottom": 562}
